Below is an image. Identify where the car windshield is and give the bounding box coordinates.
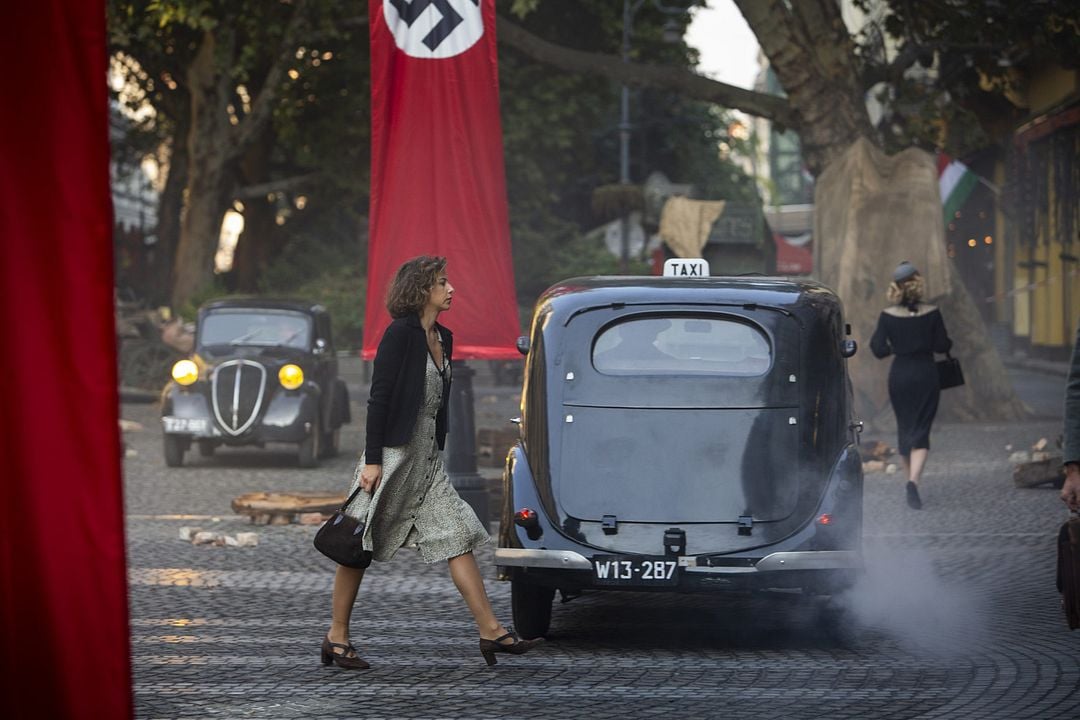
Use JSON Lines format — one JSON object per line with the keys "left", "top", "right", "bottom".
{"left": 592, "top": 316, "right": 771, "bottom": 376}
{"left": 199, "top": 310, "right": 311, "bottom": 349}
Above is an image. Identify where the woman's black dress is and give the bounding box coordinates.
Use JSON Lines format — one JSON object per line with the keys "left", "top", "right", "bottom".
{"left": 870, "top": 305, "right": 952, "bottom": 456}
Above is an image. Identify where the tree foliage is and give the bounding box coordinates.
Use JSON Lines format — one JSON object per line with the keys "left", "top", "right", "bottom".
{"left": 852, "top": 0, "right": 1080, "bottom": 155}
{"left": 497, "top": 0, "right": 756, "bottom": 299}
{"left": 107, "top": 0, "right": 756, "bottom": 315}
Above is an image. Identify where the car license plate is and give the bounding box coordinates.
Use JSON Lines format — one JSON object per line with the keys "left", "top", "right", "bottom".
{"left": 162, "top": 416, "right": 208, "bottom": 434}
{"left": 591, "top": 555, "right": 679, "bottom": 586}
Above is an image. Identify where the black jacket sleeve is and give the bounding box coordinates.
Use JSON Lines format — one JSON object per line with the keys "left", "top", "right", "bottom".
{"left": 365, "top": 322, "right": 406, "bottom": 465}
{"left": 931, "top": 310, "right": 953, "bottom": 354}
{"left": 869, "top": 313, "right": 892, "bottom": 359}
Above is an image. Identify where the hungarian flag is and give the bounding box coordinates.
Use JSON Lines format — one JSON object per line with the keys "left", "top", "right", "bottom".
{"left": 937, "top": 152, "right": 979, "bottom": 221}
{"left": 364, "top": 0, "right": 520, "bottom": 359}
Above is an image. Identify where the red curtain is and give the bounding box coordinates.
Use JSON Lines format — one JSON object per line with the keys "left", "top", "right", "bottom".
{"left": 364, "top": 0, "right": 520, "bottom": 359}
{"left": 0, "top": 2, "right": 132, "bottom": 717}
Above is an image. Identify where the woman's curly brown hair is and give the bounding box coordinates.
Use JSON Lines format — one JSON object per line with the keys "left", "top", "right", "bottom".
{"left": 886, "top": 274, "right": 924, "bottom": 308}
{"left": 385, "top": 255, "right": 447, "bottom": 318}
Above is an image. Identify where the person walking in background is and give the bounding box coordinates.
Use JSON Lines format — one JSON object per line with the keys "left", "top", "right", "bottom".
{"left": 1062, "top": 322, "right": 1080, "bottom": 512}
{"left": 322, "top": 255, "right": 542, "bottom": 669}
{"left": 870, "top": 261, "right": 953, "bottom": 510}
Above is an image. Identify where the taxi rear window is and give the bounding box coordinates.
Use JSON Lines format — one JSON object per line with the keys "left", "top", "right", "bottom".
{"left": 592, "top": 316, "right": 770, "bottom": 376}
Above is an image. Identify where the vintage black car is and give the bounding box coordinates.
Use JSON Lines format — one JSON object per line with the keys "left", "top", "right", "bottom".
{"left": 160, "top": 299, "right": 350, "bottom": 468}
{"left": 496, "top": 274, "right": 863, "bottom": 638}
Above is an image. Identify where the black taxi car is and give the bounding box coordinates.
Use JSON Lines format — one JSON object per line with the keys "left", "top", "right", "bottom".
{"left": 160, "top": 299, "right": 350, "bottom": 468}
{"left": 496, "top": 268, "right": 863, "bottom": 638}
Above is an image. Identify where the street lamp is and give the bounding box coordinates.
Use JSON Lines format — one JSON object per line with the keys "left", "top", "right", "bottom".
{"left": 618, "top": 0, "right": 692, "bottom": 272}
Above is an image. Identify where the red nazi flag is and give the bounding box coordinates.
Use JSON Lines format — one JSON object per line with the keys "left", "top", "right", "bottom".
{"left": 364, "top": 0, "right": 520, "bottom": 359}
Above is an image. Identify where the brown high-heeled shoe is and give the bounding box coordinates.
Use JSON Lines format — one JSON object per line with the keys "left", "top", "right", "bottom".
{"left": 321, "top": 636, "right": 370, "bottom": 670}
{"left": 478, "top": 629, "right": 543, "bottom": 666}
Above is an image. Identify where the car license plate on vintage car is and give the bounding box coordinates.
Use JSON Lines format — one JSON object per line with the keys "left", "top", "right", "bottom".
{"left": 162, "top": 416, "right": 208, "bottom": 434}
{"left": 591, "top": 555, "right": 679, "bottom": 586}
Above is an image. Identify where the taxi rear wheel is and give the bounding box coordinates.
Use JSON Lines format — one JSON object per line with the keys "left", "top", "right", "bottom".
{"left": 511, "top": 576, "right": 554, "bottom": 639}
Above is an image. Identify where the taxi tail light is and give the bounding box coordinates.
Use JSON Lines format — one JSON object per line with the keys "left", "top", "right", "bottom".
{"left": 514, "top": 508, "right": 542, "bottom": 540}
{"left": 816, "top": 513, "right": 833, "bottom": 526}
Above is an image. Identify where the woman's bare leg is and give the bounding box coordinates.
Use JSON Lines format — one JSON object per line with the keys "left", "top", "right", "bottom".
{"left": 328, "top": 565, "right": 365, "bottom": 652}
{"left": 909, "top": 448, "right": 929, "bottom": 485}
{"left": 447, "top": 552, "right": 507, "bottom": 640}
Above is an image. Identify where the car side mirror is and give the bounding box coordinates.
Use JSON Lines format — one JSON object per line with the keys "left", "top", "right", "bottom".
{"left": 314, "top": 338, "right": 328, "bottom": 354}
{"left": 840, "top": 339, "right": 857, "bottom": 358}
{"left": 516, "top": 336, "right": 530, "bottom": 356}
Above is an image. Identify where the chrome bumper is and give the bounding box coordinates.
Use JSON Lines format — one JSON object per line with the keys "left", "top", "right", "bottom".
{"left": 494, "top": 548, "right": 862, "bottom": 574}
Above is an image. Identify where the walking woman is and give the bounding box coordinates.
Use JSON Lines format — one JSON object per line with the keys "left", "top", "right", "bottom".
{"left": 322, "top": 255, "right": 541, "bottom": 668}
{"left": 870, "top": 261, "right": 953, "bottom": 510}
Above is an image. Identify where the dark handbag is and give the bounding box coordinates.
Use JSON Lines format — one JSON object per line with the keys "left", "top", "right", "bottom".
{"left": 936, "top": 352, "right": 965, "bottom": 389}
{"left": 313, "top": 485, "right": 372, "bottom": 569}
{"left": 1056, "top": 516, "right": 1080, "bottom": 630}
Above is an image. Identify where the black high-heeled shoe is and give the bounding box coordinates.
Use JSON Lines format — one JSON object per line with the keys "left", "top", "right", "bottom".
{"left": 478, "top": 629, "right": 543, "bottom": 666}
{"left": 321, "top": 636, "right": 370, "bottom": 670}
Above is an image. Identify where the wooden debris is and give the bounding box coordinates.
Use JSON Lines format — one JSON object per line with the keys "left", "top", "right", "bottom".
{"left": 1032, "top": 437, "right": 1048, "bottom": 452}
{"left": 1013, "top": 453, "right": 1065, "bottom": 489}
{"left": 231, "top": 491, "right": 345, "bottom": 524}
{"left": 862, "top": 460, "right": 885, "bottom": 473}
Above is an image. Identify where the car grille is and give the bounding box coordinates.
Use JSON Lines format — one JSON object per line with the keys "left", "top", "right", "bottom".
{"left": 211, "top": 360, "right": 268, "bottom": 436}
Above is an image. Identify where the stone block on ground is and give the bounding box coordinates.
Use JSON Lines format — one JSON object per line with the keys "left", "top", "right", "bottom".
{"left": 1014, "top": 453, "right": 1065, "bottom": 489}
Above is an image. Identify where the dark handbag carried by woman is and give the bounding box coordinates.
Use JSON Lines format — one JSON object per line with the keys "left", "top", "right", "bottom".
{"left": 937, "top": 351, "right": 965, "bottom": 389}
{"left": 313, "top": 485, "right": 372, "bottom": 569}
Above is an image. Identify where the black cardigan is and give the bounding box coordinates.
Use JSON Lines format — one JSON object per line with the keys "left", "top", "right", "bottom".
{"left": 364, "top": 314, "right": 453, "bottom": 465}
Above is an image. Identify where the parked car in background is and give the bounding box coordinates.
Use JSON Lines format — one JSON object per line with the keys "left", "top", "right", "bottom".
{"left": 497, "top": 268, "right": 864, "bottom": 638}
{"left": 160, "top": 299, "right": 350, "bottom": 468}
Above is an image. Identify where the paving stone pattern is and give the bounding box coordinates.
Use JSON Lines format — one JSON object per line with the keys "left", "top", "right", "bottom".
{"left": 125, "top": 364, "right": 1080, "bottom": 719}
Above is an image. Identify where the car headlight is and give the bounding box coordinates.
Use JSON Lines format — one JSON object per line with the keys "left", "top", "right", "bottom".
{"left": 279, "top": 364, "right": 304, "bottom": 390}
{"left": 171, "top": 359, "right": 199, "bottom": 386}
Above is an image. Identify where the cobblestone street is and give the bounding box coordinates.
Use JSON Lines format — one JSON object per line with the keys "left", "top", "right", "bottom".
{"left": 124, "top": 362, "right": 1080, "bottom": 719}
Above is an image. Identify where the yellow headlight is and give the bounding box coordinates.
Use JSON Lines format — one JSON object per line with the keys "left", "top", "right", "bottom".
{"left": 279, "top": 364, "right": 304, "bottom": 390}
{"left": 171, "top": 359, "right": 199, "bottom": 386}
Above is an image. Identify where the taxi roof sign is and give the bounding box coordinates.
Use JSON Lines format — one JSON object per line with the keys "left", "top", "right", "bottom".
{"left": 663, "top": 258, "right": 710, "bottom": 277}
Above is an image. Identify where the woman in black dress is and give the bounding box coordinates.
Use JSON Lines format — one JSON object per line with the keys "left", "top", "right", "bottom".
{"left": 870, "top": 261, "right": 953, "bottom": 509}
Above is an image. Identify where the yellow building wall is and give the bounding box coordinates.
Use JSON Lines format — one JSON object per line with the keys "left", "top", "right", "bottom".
{"left": 1005, "top": 63, "right": 1079, "bottom": 351}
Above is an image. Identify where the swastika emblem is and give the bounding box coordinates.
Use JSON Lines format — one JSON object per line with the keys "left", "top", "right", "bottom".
{"left": 384, "top": 0, "right": 484, "bottom": 59}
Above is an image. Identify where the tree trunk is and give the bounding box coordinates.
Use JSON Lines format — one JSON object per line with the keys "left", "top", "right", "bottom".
{"left": 736, "top": 0, "right": 1026, "bottom": 422}
{"left": 732, "top": 0, "right": 872, "bottom": 174}
{"left": 233, "top": 125, "right": 276, "bottom": 293}
{"left": 234, "top": 199, "right": 277, "bottom": 293}
{"left": 814, "top": 139, "right": 1027, "bottom": 425}
{"left": 170, "top": 30, "right": 236, "bottom": 310}
{"left": 152, "top": 109, "right": 189, "bottom": 308}
{"left": 167, "top": 4, "right": 310, "bottom": 310}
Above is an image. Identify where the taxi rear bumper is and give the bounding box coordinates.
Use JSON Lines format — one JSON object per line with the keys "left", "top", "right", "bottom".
{"left": 495, "top": 548, "right": 862, "bottom": 573}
